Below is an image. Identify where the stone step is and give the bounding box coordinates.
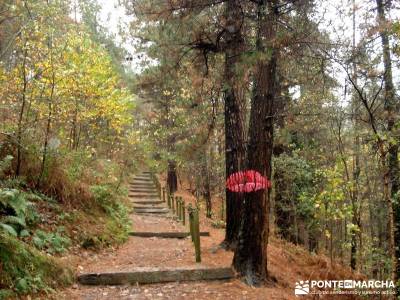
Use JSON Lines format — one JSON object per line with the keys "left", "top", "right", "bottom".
{"left": 129, "top": 196, "right": 160, "bottom": 201}
{"left": 133, "top": 175, "right": 152, "bottom": 179}
{"left": 129, "top": 188, "right": 157, "bottom": 193}
{"left": 133, "top": 208, "right": 169, "bottom": 214}
{"left": 132, "top": 200, "right": 164, "bottom": 205}
{"left": 131, "top": 180, "right": 153, "bottom": 184}
{"left": 129, "top": 232, "right": 210, "bottom": 238}
{"left": 129, "top": 193, "right": 159, "bottom": 198}
{"left": 78, "top": 267, "right": 234, "bottom": 285}
{"left": 133, "top": 204, "right": 165, "bottom": 209}
{"left": 130, "top": 183, "right": 155, "bottom": 186}
{"left": 129, "top": 189, "right": 158, "bottom": 193}
{"left": 133, "top": 178, "right": 152, "bottom": 182}
{"left": 133, "top": 174, "right": 152, "bottom": 178}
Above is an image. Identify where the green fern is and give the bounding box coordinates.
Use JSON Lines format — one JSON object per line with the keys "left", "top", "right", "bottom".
{"left": 1, "top": 215, "right": 26, "bottom": 227}
{"left": 0, "top": 189, "right": 30, "bottom": 237}
{"left": 0, "top": 223, "right": 18, "bottom": 237}
{"left": 0, "top": 155, "right": 13, "bottom": 177}
{"left": 0, "top": 189, "right": 28, "bottom": 217}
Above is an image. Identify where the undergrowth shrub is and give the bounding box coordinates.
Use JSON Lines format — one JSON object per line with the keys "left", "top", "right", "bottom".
{"left": 82, "top": 184, "right": 131, "bottom": 248}
{"left": 0, "top": 151, "right": 135, "bottom": 296}
{"left": 0, "top": 233, "right": 73, "bottom": 298}
{"left": 32, "top": 228, "right": 71, "bottom": 254}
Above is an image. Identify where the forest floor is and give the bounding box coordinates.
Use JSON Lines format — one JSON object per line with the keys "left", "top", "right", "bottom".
{"left": 57, "top": 172, "right": 363, "bottom": 300}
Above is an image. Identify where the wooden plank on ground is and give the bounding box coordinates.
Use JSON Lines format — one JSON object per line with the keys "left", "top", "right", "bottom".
{"left": 129, "top": 232, "right": 210, "bottom": 238}
{"left": 78, "top": 267, "right": 234, "bottom": 285}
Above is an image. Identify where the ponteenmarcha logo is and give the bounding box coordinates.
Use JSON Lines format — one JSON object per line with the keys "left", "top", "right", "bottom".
{"left": 295, "top": 280, "right": 309, "bottom": 295}
{"left": 294, "top": 279, "right": 395, "bottom": 296}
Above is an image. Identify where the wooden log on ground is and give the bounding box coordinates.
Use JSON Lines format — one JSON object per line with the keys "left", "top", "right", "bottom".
{"left": 78, "top": 267, "right": 234, "bottom": 285}
{"left": 129, "top": 232, "right": 210, "bottom": 238}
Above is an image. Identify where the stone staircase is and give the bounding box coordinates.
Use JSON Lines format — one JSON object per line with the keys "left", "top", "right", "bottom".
{"left": 77, "top": 170, "right": 233, "bottom": 286}
{"left": 130, "top": 172, "right": 169, "bottom": 215}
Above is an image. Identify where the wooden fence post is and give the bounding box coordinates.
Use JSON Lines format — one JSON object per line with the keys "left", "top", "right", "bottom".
{"left": 171, "top": 194, "right": 175, "bottom": 213}
{"left": 177, "top": 198, "right": 181, "bottom": 220}
{"left": 193, "top": 208, "right": 201, "bottom": 262}
{"left": 179, "top": 197, "right": 183, "bottom": 221}
{"left": 188, "top": 204, "right": 194, "bottom": 241}
{"left": 182, "top": 198, "right": 186, "bottom": 225}
{"left": 175, "top": 196, "right": 178, "bottom": 216}
{"left": 162, "top": 187, "right": 166, "bottom": 203}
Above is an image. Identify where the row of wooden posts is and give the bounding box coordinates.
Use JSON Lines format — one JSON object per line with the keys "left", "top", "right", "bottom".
{"left": 164, "top": 188, "right": 201, "bottom": 263}
{"left": 150, "top": 173, "right": 201, "bottom": 263}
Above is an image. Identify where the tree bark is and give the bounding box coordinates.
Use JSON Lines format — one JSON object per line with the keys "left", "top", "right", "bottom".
{"left": 222, "top": 0, "right": 246, "bottom": 250}
{"left": 233, "top": 0, "right": 277, "bottom": 285}
{"left": 16, "top": 48, "right": 28, "bottom": 176}
{"left": 350, "top": 0, "right": 360, "bottom": 271}
{"left": 167, "top": 160, "right": 178, "bottom": 194}
{"left": 376, "top": 0, "right": 399, "bottom": 293}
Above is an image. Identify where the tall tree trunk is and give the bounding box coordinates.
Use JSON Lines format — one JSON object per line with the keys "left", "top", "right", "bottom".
{"left": 350, "top": 0, "right": 360, "bottom": 271}
{"left": 202, "top": 148, "right": 212, "bottom": 218}
{"left": 376, "top": 0, "right": 399, "bottom": 293}
{"left": 37, "top": 70, "right": 55, "bottom": 187}
{"left": 16, "top": 48, "right": 28, "bottom": 176}
{"left": 223, "top": 0, "right": 246, "bottom": 249}
{"left": 233, "top": 0, "right": 277, "bottom": 285}
{"left": 167, "top": 160, "right": 178, "bottom": 194}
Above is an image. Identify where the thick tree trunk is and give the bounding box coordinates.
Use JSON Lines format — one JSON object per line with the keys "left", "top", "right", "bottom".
{"left": 376, "top": 0, "right": 399, "bottom": 293}
{"left": 233, "top": 0, "right": 277, "bottom": 285}
{"left": 223, "top": 0, "right": 246, "bottom": 249}
{"left": 167, "top": 160, "right": 178, "bottom": 194}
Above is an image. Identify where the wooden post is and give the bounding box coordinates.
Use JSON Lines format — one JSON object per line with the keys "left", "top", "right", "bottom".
{"left": 171, "top": 194, "right": 175, "bottom": 214}
{"left": 188, "top": 204, "right": 194, "bottom": 242}
{"left": 193, "top": 208, "right": 201, "bottom": 262}
{"left": 175, "top": 196, "right": 178, "bottom": 216}
{"left": 178, "top": 197, "right": 183, "bottom": 221}
{"left": 182, "top": 198, "right": 186, "bottom": 225}
{"left": 162, "top": 188, "right": 166, "bottom": 203}
{"left": 177, "top": 198, "right": 181, "bottom": 220}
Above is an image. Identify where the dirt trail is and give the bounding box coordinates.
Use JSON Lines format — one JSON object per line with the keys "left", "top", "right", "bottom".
{"left": 59, "top": 172, "right": 358, "bottom": 300}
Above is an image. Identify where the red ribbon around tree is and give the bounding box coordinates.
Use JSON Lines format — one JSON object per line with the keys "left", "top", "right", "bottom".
{"left": 226, "top": 170, "right": 271, "bottom": 193}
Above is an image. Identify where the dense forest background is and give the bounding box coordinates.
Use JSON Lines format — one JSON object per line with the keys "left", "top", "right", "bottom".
{"left": 1, "top": 0, "right": 400, "bottom": 298}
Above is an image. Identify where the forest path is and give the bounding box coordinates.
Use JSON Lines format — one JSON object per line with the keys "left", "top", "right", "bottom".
{"left": 60, "top": 171, "right": 249, "bottom": 300}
